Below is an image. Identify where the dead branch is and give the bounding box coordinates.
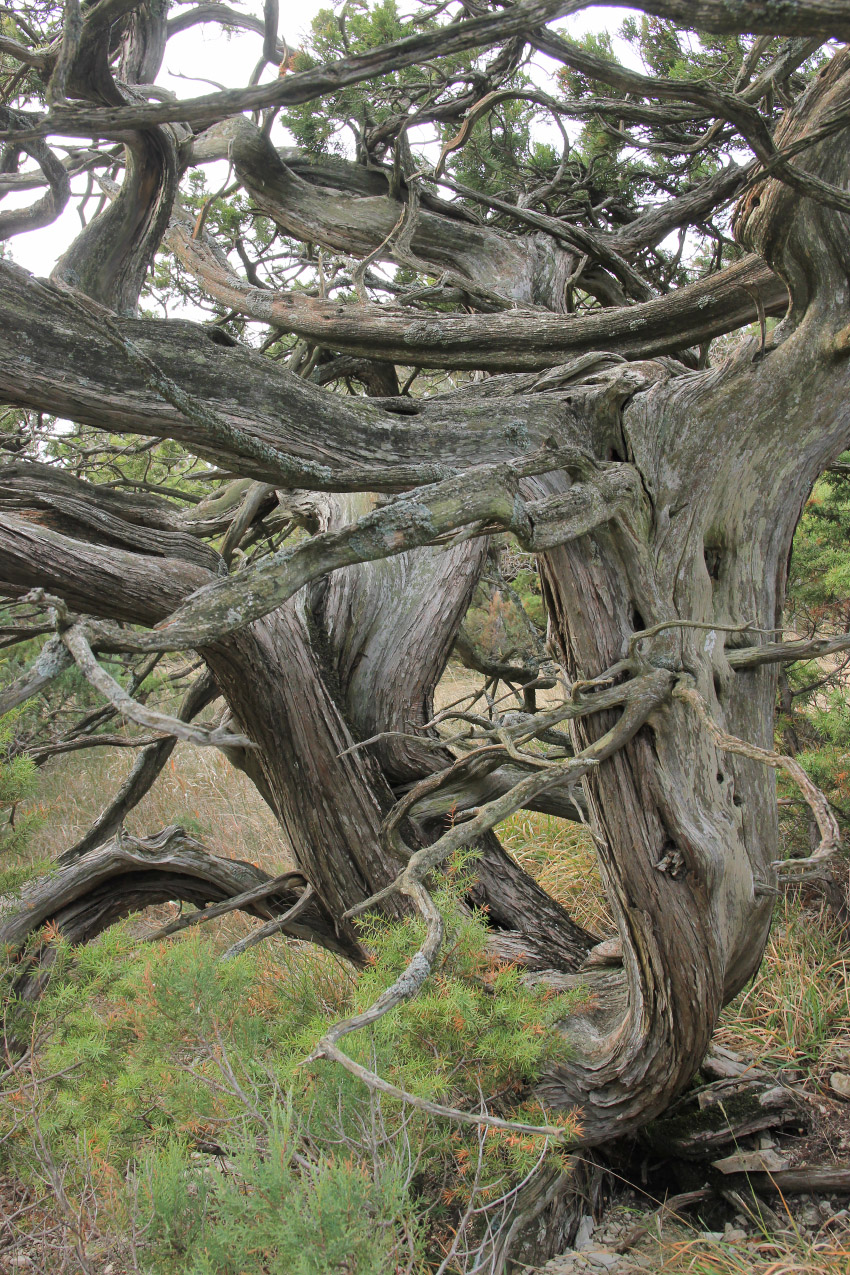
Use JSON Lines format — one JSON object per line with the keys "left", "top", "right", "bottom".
{"left": 674, "top": 678, "right": 841, "bottom": 872}
{"left": 60, "top": 623, "right": 254, "bottom": 749}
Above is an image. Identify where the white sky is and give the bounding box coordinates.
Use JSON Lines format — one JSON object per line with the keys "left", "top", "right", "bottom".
{"left": 6, "top": 2, "right": 640, "bottom": 273}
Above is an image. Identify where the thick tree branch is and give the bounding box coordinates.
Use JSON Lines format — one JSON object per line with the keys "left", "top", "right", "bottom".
{"left": 167, "top": 216, "right": 787, "bottom": 371}
{"left": 0, "top": 826, "right": 360, "bottom": 966}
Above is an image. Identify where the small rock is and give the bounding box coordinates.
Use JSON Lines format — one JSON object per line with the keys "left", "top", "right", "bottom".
{"left": 582, "top": 1251, "right": 620, "bottom": 1271}
{"left": 723, "top": 1224, "right": 748, "bottom": 1242}
{"left": 758, "top": 1086, "right": 789, "bottom": 1108}
{"left": 574, "top": 1216, "right": 595, "bottom": 1250}
{"left": 829, "top": 1072, "right": 850, "bottom": 1100}
{"left": 581, "top": 938, "right": 622, "bottom": 968}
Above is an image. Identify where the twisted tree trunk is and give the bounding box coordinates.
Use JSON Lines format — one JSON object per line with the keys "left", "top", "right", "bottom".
{"left": 2, "top": 0, "right": 850, "bottom": 1176}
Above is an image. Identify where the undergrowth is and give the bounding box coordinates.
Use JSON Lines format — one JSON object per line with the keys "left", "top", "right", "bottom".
{"left": 716, "top": 893, "right": 850, "bottom": 1081}
{"left": 0, "top": 875, "right": 586, "bottom": 1273}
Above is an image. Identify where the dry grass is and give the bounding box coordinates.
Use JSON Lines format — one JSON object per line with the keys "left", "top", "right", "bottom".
{"left": 27, "top": 741, "right": 289, "bottom": 876}
{"left": 497, "top": 808, "right": 614, "bottom": 936}
{"left": 715, "top": 893, "right": 850, "bottom": 1080}
{"left": 636, "top": 1226, "right": 850, "bottom": 1275}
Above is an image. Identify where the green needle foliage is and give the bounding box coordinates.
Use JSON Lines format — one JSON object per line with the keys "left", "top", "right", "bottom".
{"left": 0, "top": 867, "right": 586, "bottom": 1273}
{"left": 0, "top": 711, "right": 42, "bottom": 862}
{"left": 778, "top": 457, "right": 850, "bottom": 855}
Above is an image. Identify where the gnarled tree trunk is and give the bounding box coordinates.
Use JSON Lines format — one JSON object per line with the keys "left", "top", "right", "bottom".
{"left": 2, "top": 0, "right": 850, "bottom": 1186}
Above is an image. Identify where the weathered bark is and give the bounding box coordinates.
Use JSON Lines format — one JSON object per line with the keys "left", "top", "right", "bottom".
{"left": 167, "top": 205, "right": 788, "bottom": 371}
{"left": 200, "top": 606, "right": 409, "bottom": 922}
{"left": 2, "top": 0, "right": 850, "bottom": 1169}
{"left": 50, "top": 0, "right": 177, "bottom": 314}
{"left": 314, "top": 513, "right": 597, "bottom": 967}
{"left": 532, "top": 50, "right": 850, "bottom": 1140}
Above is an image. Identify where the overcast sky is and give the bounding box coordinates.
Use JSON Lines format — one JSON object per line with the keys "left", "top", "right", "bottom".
{"left": 7, "top": 3, "right": 639, "bottom": 273}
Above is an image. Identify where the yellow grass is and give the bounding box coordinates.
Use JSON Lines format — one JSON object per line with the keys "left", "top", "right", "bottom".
{"left": 27, "top": 741, "right": 289, "bottom": 875}
{"left": 716, "top": 894, "right": 850, "bottom": 1078}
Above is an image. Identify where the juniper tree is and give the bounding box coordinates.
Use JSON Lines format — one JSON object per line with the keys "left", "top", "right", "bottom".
{"left": 1, "top": 0, "right": 850, "bottom": 1163}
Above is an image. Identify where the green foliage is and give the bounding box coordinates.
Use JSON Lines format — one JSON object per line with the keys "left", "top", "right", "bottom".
{"left": 141, "top": 1118, "right": 413, "bottom": 1275}
{"left": 444, "top": 86, "right": 538, "bottom": 195}
{"left": 0, "top": 873, "right": 586, "bottom": 1271}
{"left": 788, "top": 463, "right": 850, "bottom": 617}
{"left": 0, "top": 710, "right": 42, "bottom": 857}
{"left": 777, "top": 459, "right": 850, "bottom": 854}
{"left": 283, "top": 2, "right": 441, "bottom": 158}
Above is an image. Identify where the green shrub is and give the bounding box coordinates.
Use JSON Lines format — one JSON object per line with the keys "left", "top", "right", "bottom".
{"left": 0, "top": 710, "right": 43, "bottom": 859}
{"left": 0, "top": 875, "right": 586, "bottom": 1272}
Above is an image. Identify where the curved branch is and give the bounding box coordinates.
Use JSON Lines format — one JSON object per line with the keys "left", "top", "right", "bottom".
{"left": 727, "top": 631, "right": 850, "bottom": 669}
{"left": 87, "top": 450, "right": 649, "bottom": 653}
{"left": 0, "top": 460, "right": 223, "bottom": 573}
{"left": 0, "top": 826, "right": 362, "bottom": 980}
{"left": 166, "top": 3, "right": 285, "bottom": 59}
{"left": 0, "top": 112, "right": 70, "bottom": 240}
{"left": 167, "top": 213, "right": 787, "bottom": 371}
{"left": 674, "top": 679, "right": 841, "bottom": 871}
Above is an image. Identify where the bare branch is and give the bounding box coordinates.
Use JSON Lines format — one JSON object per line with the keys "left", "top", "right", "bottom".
{"left": 727, "top": 632, "right": 850, "bottom": 669}
{"left": 60, "top": 623, "right": 254, "bottom": 749}
{"left": 2, "top": 1, "right": 590, "bottom": 141}
{"left": 673, "top": 679, "right": 841, "bottom": 872}
{"left": 58, "top": 670, "right": 220, "bottom": 863}
{"left": 145, "top": 870, "right": 309, "bottom": 941}
{"left": 220, "top": 883, "right": 315, "bottom": 960}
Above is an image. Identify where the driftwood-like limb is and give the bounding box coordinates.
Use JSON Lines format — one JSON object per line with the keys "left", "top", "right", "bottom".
{"left": 0, "top": 113, "right": 71, "bottom": 240}
{"left": 61, "top": 624, "right": 253, "bottom": 749}
{"left": 674, "top": 679, "right": 841, "bottom": 872}
{"left": 2, "top": 1, "right": 587, "bottom": 140}
{"left": 79, "top": 448, "right": 646, "bottom": 655}
{"left": 747, "top": 1167, "right": 850, "bottom": 1193}
{"left": 168, "top": 210, "right": 788, "bottom": 370}
{"left": 727, "top": 632, "right": 850, "bottom": 669}
{"left": 308, "top": 880, "right": 572, "bottom": 1139}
